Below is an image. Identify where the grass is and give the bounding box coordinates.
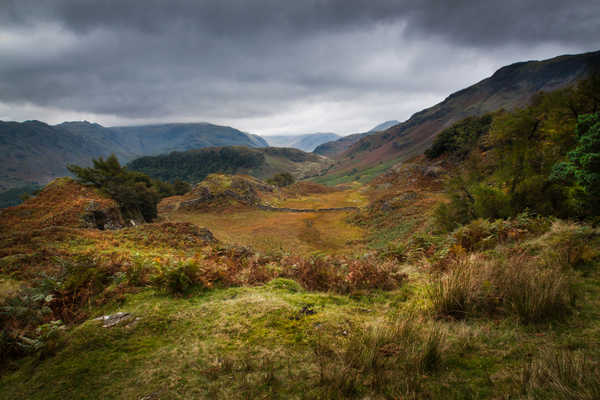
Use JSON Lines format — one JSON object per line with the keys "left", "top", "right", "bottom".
{"left": 312, "top": 157, "right": 402, "bottom": 186}
{"left": 165, "top": 210, "right": 365, "bottom": 255}
{"left": 2, "top": 174, "right": 600, "bottom": 399}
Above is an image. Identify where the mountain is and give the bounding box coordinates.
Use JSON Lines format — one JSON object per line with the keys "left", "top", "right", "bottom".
{"left": 313, "top": 121, "right": 398, "bottom": 158}
{"left": 264, "top": 133, "right": 340, "bottom": 152}
{"left": 368, "top": 120, "right": 399, "bottom": 132}
{"left": 320, "top": 50, "right": 600, "bottom": 178}
{"left": 127, "top": 146, "right": 334, "bottom": 183}
{"left": 108, "top": 123, "right": 267, "bottom": 155}
{"left": 0, "top": 121, "right": 268, "bottom": 192}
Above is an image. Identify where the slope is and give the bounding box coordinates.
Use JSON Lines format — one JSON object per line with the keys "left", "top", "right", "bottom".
{"left": 264, "top": 133, "right": 340, "bottom": 152}
{"left": 320, "top": 49, "right": 600, "bottom": 180}
{"left": 313, "top": 120, "right": 399, "bottom": 158}
{"left": 127, "top": 146, "right": 334, "bottom": 183}
{"left": 0, "top": 121, "right": 268, "bottom": 197}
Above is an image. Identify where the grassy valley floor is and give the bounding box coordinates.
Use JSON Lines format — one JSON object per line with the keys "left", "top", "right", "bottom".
{"left": 1, "top": 176, "right": 599, "bottom": 399}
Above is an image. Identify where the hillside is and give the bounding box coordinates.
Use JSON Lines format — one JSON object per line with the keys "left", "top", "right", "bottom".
{"left": 0, "top": 121, "right": 268, "bottom": 202}
{"left": 265, "top": 133, "right": 340, "bottom": 152}
{"left": 317, "top": 50, "right": 600, "bottom": 182}
{"left": 127, "top": 146, "right": 334, "bottom": 183}
{"left": 314, "top": 120, "right": 399, "bottom": 158}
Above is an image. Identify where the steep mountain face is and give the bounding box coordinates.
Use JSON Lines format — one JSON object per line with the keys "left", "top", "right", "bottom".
{"left": 313, "top": 121, "right": 399, "bottom": 158}
{"left": 127, "top": 146, "right": 334, "bottom": 183}
{"left": 264, "top": 133, "right": 340, "bottom": 152}
{"left": 325, "top": 50, "right": 600, "bottom": 174}
{"left": 0, "top": 121, "right": 268, "bottom": 192}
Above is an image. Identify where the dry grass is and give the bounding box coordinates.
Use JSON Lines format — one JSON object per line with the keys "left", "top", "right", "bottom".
{"left": 165, "top": 210, "right": 365, "bottom": 255}
{"left": 428, "top": 252, "right": 574, "bottom": 322}
{"left": 315, "top": 318, "right": 444, "bottom": 398}
{"left": 520, "top": 349, "right": 600, "bottom": 399}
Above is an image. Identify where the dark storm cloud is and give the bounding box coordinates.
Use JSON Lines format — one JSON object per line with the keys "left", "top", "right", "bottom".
{"left": 0, "top": 0, "right": 599, "bottom": 133}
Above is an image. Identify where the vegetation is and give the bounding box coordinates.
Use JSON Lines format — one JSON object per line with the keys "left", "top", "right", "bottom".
{"left": 425, "top": 114, "right": 493, "bottom": 160}
{"left": 68, "top": 155, "right": 182, "bottom": 222}
{"left": 3, "top": 63, "right": 600, "bottom": 400}
{"left": 127, "top": 147, "right": 266, "bottom": 183}
{"left": 267, "top": 172, "right": 295, "bottom": 187}
{"left": 432, "top": 75, "right": 600, "bottom": 230}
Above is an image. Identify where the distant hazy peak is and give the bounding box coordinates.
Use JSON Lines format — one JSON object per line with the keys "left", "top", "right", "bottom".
{"left": 369, "top": 120, "right": 399, "bottom": 132}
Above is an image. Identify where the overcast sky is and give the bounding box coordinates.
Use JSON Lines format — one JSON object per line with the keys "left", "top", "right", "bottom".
{"left": 1, "top": 1, "right": 599, "bottom": 135}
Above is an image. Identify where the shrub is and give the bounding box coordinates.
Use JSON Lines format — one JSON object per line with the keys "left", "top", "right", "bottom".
{"left": 151, "top": 261, "right": 202, "bottom": 295}
{"left": 282, "top": 255, "right": 405, "bottom": 293}
{"left": 537, "top": 221, "right": 599, "bottom": 271}
{"left": 267, "top": 172, "right": 295, "bottom": 187}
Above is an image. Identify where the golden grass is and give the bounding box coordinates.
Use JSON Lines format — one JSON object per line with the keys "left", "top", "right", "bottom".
{"left": 165, "top": 210, "right": 365, "bottom": 255}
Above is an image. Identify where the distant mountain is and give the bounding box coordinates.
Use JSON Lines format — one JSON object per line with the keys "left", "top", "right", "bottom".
{"left": 322, "top": 49, "right": 600, "bottom": 177}
{"left": 368, "top": 120, "right": 399, "bottom": 132}
{"left": 0, "top": 120, "right": 268, "bottom": 193}
{"left": 265, "top": 133, "right": 340, "bottom": 152}
{"left": 313, "top": 121, "right": 398, "bottom": 158}
{"left": 127, "top": 146, "right": 334, "bottom": 183}
{"left": 109, "top": 123, "right": 267, "bottom": 155}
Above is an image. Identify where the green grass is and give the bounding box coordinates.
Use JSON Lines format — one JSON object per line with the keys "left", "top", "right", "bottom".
{"left": 311, "top": 157, "right": 402, "bottom": 186}
{"left": 2, "top": 252, "right": 599, "bottom": 399}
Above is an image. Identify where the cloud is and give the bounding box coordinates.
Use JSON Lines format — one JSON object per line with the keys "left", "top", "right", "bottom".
{"left": 0, "top": 1, "right": 598, "bottom": 134}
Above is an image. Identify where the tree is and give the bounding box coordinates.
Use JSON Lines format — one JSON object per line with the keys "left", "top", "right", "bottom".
{"left": 68, "top": 155, "right": 161, "bottom": 222}
{"left": 267, "top": 172, "right": 295, "bottom": 187}
{"left": 551, "top": 113, "right": 600, "bottom": 215}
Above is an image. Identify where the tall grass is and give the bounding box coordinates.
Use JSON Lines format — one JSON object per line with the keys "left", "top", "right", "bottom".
{"left": 520, "top": 349, "right": 600, "bottom": 399}
{"left": 316, "top": 318, "right": 444, "bottom": 398}
{"left": 428, "top": 252, "right": 574, "bottom": 322}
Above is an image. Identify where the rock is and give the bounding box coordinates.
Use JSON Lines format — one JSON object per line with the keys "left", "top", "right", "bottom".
{"left": 94, "top": 312, "right": 134, "bottom": 328}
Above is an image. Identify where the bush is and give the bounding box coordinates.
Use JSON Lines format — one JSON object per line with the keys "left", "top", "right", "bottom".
{"left": 151, "top": 261, "right": 202, "bottom": 295}
{"left": 537, "top": 221, "right": 599, "bottom": 271}
{"left": 282, "top": 255, "right": 405, "bottom": 293}
{"left": 267, "top": 172, "right": 295, "bottom": 187}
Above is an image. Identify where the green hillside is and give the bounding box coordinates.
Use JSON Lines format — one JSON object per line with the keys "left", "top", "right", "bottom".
{"left": 127, "top": 146, "right": 334, "bottom": 183}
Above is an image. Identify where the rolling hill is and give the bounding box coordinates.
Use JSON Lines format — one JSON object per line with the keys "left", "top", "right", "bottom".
{"left": 318, "top": 50, "right": 600, "bottom": 181}
{"left": 127, "top": 146, "right": 334, "bottom": 183}
{"left": 0, "top": 121, "right": 268, "bottom": 193}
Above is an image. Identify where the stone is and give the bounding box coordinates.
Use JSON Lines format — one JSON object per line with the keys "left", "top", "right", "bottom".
{"left": 94, "top": 312, "right": 133, "bottom": 328}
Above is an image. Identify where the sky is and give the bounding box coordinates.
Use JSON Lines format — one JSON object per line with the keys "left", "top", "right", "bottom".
{"left": 0, "top": 1, "right": 599, "bottom": 136}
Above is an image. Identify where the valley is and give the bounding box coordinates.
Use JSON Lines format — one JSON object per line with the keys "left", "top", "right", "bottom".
{"left": 1, "top": 48, "right": 600, "bottom": 399}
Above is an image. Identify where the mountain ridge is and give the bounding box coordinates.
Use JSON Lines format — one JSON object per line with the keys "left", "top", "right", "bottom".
{"left": 0, "top": 120, "right": 268, "bottom": 192}
{"left": 320, "top": 49, "right": 600, "bottom": 179}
